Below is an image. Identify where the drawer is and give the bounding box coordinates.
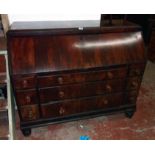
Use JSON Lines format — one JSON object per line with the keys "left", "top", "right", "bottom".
{"left": 16, "top": 90, "right": 38, "bottom": 106}
{"left": 127, "top": 77, "right": 142, "bottom": 90}
{"left": 39, "top": 79, "right": 125, "bottom": 103}
{"left": 41, "top": 93, "right": 123, "bottom": 118}
{"left": 19, "top": 105, "right": 39, "bottom": 121}
{"left": 13, "top": 75, "right": 36, "bottom": 89}
{"left": 38, "top": 67, "right": 127, "bottom": 87}
{"left": 129, "top": 63, "right": 146, "bottom": 77}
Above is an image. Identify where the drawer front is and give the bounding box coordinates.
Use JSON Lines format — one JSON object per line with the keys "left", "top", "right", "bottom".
{"left": 20, "top": 105, "right": 39, "bottom": 121}
{"left": 16, "top": 90, "right": 38, "bottom": 106}
{"left": 41, "top": 93, "right": 123, "bottom": 118}
{"left": 13, "top": 75, "right": 36, "bottom": 89}
{"left": 129, "top": 63, "right": 146, "bottom": 77}
{"left": 38, "top": 67, "right": 127, "bottom": 87}
{"left": 39, "top": 79, "right": 125, "bottom": 103}
{"left": 127, "top": 77, "right": 142, "bottom": 90}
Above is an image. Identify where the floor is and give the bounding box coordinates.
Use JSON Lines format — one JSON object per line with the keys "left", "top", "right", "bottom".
{"left": 11, "top": 61, "right": 154, "bottom": 140}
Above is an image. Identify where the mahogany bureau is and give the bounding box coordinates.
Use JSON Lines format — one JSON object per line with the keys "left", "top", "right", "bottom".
{"left": 7, "top": 20, "right": 147, "bottom": 136}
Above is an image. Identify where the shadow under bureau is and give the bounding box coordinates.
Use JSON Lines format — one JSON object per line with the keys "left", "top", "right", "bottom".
{"left": 7, "top": 20, "right": 147, "bottom": 136}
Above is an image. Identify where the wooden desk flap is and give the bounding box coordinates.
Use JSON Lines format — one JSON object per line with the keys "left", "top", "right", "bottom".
{"left": 8, "top": 32, "right": 145, "bottom": 75}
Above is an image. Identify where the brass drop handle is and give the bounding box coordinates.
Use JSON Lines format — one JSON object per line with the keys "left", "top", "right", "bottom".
{"left": 103, "top": 99, "right": 108, "bottom": 105}
{"left": 59, "top": 91, "right": 65, "bottom": 98}
{"left": 58, "top": 77, "right": 63, "bottom": 84}
{"left": 23, "top": 80, "right": 28, "bottom": 87}
{"left": 107, "top": 72, "right": 113, "bottom": 79}
{"left": 134, "top": 70, "right": 141, "bottom": 76}
{"left": 28, "top": 110, "right": 33, "bottom": 118}
{"left": 106, "top": 84, "right": 112, "bottom": 92}
{"left": 131, "top": 69, "right": 141, "bottom": 76}
{"left": 26, "top": 96, "right": 31, "bottom": 103}
{"left": 131, "top": 81, "right": 138, "bottom": 88}
{"left": 59, "top": 107, "right": 65, "bottom": 115}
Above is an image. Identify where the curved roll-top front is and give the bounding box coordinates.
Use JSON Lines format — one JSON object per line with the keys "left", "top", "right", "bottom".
{"left": 8, "top": 31, "right": 145, "bottom": 75}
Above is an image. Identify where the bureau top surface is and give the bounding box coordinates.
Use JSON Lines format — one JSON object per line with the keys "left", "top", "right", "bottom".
{"left": 9, "top": 20, "right": 141, "bottom": 36}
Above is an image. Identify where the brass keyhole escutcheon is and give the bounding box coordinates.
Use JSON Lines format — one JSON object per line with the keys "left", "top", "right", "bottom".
{"left": 134, "top": 70, "right": 141, "bottom": 76}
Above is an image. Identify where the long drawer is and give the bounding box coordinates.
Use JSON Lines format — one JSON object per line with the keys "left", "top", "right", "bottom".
{"left": 39, "top": 79, "right": 125, "bottom": 103}
{"left": 41, "top": 93, "right": 123, "bottom": 118}
{"left": 38, "top": 67, "right": 127, "bottom": 88}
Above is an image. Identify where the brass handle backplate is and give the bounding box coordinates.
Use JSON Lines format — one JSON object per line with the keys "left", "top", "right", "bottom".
{"left": 23, "top": 80, "right": 28, "bottom": 87}
{"left": 106, "top": 85, "right": 112, "bottom": 92}
{"left": 103, "top": 99, "right": 108, "bottom": 105}
{"left": 28, "top": 110, "right": 33, "bottom": 118}
{"left": 107, "top": 72, "right": 113, "bottom": 79}
{"left": 131, "top": 81, "right": 138, "bottom": 88}
{"left": 59, "top": 91, "right": 65, "bottom": 98}
{"left": 59, "top": 107, "right": 65, "bottom": 115}
{"left": 26, "top": 96, "right": 31, "bottom": 103}
{"left": 58, "top": 77, "right": 63, "bottom": 84}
